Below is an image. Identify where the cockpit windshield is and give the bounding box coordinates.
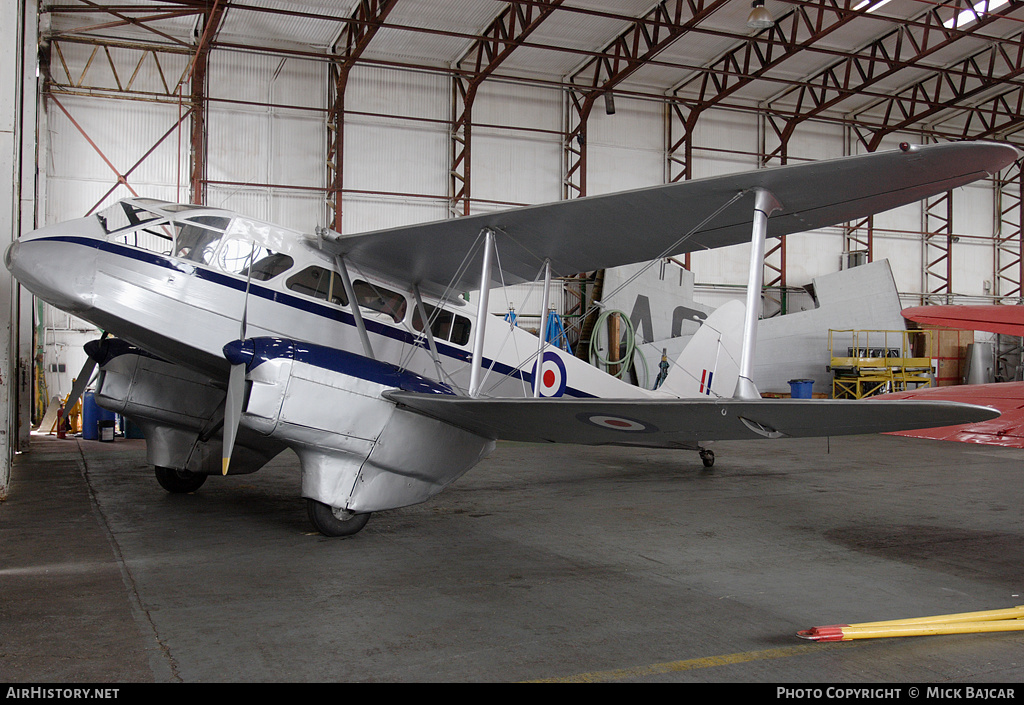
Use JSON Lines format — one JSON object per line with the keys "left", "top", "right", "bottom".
{"left": 96, "top": 200, "right": 295, "bottom": 281}
{"left": 96, "top": 200, "right": 174, "bottom": 254}
{"left": 97, "top": 201, "right": 161, "bottom": 233}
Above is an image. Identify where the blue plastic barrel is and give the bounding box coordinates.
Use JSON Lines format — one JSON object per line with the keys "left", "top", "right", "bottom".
{"left": 788, "top": 379, "right": 814, "bottom": 399}
{"left": 82, "top": 392, "right": 116, "bottom": 440}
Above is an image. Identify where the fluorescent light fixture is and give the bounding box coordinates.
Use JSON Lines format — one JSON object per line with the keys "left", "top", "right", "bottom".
{"left": 853, "top": 0, "right": 893, "bottom": 12}
{"left": 944, "top": 0, "right": 1009, "bottom": 28}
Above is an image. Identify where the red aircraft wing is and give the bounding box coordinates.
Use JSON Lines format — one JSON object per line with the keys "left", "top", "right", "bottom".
{"left": 902, "top": 305, "right": 1024, "bottom": 337}
{"left": 880, "top": 382, "right": 1024, "bottom": 448}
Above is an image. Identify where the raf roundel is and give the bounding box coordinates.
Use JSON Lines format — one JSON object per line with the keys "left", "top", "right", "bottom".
{"left": 533, "top": 350, "right": 567, "bottom": 397}
{"left": 579, "top": 414, "right": 659, "bottom": 433}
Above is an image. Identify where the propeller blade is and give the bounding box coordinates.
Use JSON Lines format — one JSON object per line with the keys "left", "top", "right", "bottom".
{"left": 222, "top": 362, "right": 245, "bottom": 475}
{"left": 63, "top": 358, "right": 97, "bottom": 416}
{"left": 222, "top": 248, "right": 257, "bottom": 475}
{"left": 221, "top": 340, "right": 255, "bottom": 476}
{"left": 63, "top": 332, "right": 109, "bottom": 415}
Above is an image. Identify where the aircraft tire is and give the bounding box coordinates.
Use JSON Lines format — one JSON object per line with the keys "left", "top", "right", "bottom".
{"left": 699, "top": 449, "right": 715, "bottom": 468}
{"left": 306, "top": 499, "right": 371, "bottom": 537}
{"left": 154, "top": 466, "right": 208, "bottom": 493}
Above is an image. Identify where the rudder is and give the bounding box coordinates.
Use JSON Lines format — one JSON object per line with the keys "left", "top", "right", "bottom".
{"left": 658, "top": 299, "right": 745, "bottom": 399}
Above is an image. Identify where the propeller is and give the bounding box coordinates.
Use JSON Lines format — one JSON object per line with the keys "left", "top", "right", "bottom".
{"left": 221, "top": 340, "right": 254, "bottom": 475}
{"left": 63, "top": 331, "right": 110, "bottom": 419}
{"left": 221, "top": 244, "right": 257, "bottom": 475}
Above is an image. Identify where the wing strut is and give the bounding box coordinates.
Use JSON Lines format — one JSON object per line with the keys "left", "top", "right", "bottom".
{"left": 733, "top": 188, "right": 782, "bottom": 401}
{"left": 412, "top": 283, "right": 447, "bottom": 386}
{"left": 336, "top": 255, "right": 375, "bottom": 360}
{"left": 533, "top": 259, "right": 552, "bottom": 398}
{"left": 468, "top": 228, "right": 496, "bottom": 398}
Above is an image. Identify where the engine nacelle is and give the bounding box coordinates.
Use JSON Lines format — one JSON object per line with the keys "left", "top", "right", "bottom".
{"left": 229, "top": 338, "right": 495, "bottom": 514}
{"left": 89, "top": 338, "right": 284, "bottom": 475}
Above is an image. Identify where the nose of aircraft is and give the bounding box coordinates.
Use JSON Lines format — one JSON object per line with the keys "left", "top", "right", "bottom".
{"left": 4, "top": 239, "right": 19, "bottom": 273}
{"left": 5, "top": 220, "right": 101, "bottom": 313}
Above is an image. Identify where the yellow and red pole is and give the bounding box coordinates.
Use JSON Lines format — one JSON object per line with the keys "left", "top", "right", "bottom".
{"left": 798, "top": 605, "right": 1024, "bottom": 641}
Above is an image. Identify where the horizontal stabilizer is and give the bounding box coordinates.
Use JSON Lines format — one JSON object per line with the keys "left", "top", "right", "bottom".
{"left": 382, "top": 392, "right": 999, "bottom": 448}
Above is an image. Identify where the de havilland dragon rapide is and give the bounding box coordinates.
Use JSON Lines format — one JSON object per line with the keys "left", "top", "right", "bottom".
{"left": 6, "top": 140, "right": 1017, "bottom": 536}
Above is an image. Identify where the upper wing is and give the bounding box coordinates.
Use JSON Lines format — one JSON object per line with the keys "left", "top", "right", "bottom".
{"left": 321, "top": 141, "right": 1020, "bottom": 293}
{"left": 383, "top": 391, "right": 998, "bottom": 448}
{"left": 879, "top": 382, "right": 1024, "bottom": 448}
{"left": 902, "top": 304, "right": 1024, "bottom": 336}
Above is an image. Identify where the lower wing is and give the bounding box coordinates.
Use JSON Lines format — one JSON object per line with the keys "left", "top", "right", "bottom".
{"left": 383, "top": 391, "right": 998, "bottom": 449}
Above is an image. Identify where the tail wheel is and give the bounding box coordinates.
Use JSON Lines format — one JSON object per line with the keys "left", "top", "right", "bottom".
{"left": 306, "top": 499, "right": 371, "bottom": 537}
{"left": 699, "top": 449, "right": 715, "bottom": 468}
{"left": 155, "top": 466, "right": 208, "bottom": 493}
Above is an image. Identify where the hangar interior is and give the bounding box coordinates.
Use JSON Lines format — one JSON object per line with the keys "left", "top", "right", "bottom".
{"left": 5, "top": 0, "right": 1024, "bottom": 457}
{"left": 2, "top": 0, "right": 1024, "bottom": 683}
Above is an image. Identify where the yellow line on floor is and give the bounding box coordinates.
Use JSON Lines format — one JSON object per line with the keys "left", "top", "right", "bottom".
{"left": 528, "top": 643, "right": 837, "bottom": 683}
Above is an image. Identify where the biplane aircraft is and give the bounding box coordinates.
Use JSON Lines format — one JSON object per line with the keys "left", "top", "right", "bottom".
{"left": 6, "top": 141, "right": 1017, "bottom": 536}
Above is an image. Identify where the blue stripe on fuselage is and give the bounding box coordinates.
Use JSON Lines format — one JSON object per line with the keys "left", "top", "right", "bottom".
{"left": 241, "top": 337, "right": 455, "bottom": 396}
{"left": 38, "top": 235, "right": 595, "bottom": 397}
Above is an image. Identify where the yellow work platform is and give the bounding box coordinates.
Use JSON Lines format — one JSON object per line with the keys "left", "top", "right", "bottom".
{"left": 828, "top": 329, "right": 935, "bottom": 400}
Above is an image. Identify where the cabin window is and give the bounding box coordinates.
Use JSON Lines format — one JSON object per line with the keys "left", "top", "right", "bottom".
{"left": 286, "top": 266, "right": 347, "bottom": 306}
{"left": 449, "top": 314, "right": 471, "bottom": 346}
{"left": 245, "top": 253, "right": 294, "bottom": 281}
{"left": 413, "top": 302, "right": 471, "bottom": 346}
{"left": 284, "top": 269, "right": 408, "bottom": 323}
{"left": 216, "top": 239, "right": 294, "bottom": 281}
{"left": 352, "top": 280, "right": 407, "bottom": 323}
{"left": 284, "top": 270, "right": 407, "bottom": 323}
{"left": 173, "top": 216, "right": 231, "bottom": 265}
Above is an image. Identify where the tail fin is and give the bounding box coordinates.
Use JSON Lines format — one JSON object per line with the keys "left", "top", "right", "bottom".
{"left": 658, "top": 299, "right": 745, "bottom": 399}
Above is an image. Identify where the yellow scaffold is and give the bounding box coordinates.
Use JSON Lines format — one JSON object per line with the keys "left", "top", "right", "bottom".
{"left": 828, "top": 329, "right": 934, "bottom": 399}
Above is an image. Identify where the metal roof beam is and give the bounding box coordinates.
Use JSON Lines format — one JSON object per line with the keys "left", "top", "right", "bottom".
{"left": 564, "top": 0, "right": 732, "bottom": 200}
{"left": 327, "top": 0, "right": 400, "bottom": 231}
{"left": 188, "top": 0, "right": 227, "bottom": 205}
{"left": 765, "top": 0, "right": 1023, "bottom": 156}
{"left": 849, "top": 27, "right": 1024, "bottom": 151}
{"left": 450, "top": 0, "right": 564, "bottom": 217}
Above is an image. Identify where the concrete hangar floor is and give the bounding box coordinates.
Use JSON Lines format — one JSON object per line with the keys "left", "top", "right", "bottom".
{"left": 2, "top": 432, "right": 1023, "bottom": 683}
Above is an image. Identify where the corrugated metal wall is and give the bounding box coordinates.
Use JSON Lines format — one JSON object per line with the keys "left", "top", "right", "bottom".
{"left": 472, "top": 81, "right": 562, "bottom": 209}
{"left": 40, "top": 49, "right": 1006, "bottom": 344}
{"left": 342, "top": 66, "right": 449, "bottom": 233}
{"left": 207, "top": 51, "right": 327, "bottom": 231}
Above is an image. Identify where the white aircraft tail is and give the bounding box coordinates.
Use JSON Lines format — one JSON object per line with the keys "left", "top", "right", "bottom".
{"left": 658, "top": 299, "right": 746, "bottom": 399}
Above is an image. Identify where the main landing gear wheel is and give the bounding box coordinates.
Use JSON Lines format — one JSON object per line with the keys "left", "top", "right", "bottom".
{"left": 154, "top": 466, "right": 208, "bottom": 493}
{"left": 306, "top": 499, "right": 371, "bottom": 537}
{"left": 699, "top": 449, "right": 715, "bottom": 468}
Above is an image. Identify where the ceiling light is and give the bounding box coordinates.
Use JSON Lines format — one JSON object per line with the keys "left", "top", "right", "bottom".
{"left": 853, "top": 0, "right": 893, "bottom": 12}
{"left": 747, "top": 0, "right": 774, "bottom": 30}
{"left": 944, "top": 0, "right": 1008, "bottom": 29}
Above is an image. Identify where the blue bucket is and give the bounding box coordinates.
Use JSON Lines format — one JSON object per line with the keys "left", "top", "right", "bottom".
{"left": 788, "top": 379, "right": 814, "bottom": 399}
